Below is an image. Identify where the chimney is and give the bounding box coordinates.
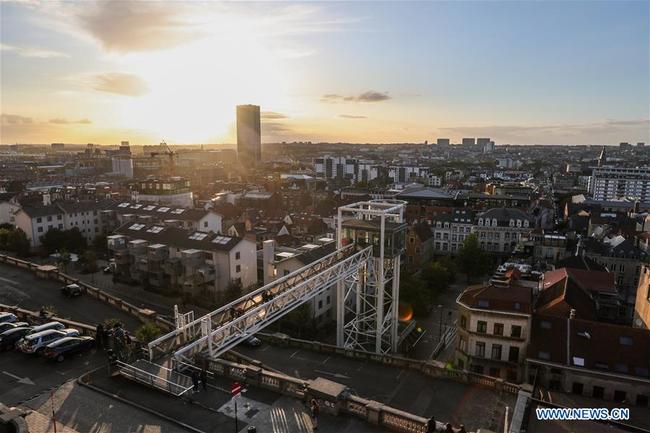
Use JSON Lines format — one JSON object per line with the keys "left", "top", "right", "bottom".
{"left": 569, "top": 308, "right": 576, "bottom": 320}
{"left": 43, "top": 193, "right": 51, "bottom": 206}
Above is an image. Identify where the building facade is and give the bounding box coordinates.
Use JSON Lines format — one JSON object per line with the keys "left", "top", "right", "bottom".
{"left": 475, "top": 208, "right": 532, "bottom": 254}
{"left": 589, "top": 166, "right": 650, "bottom": 202}
{"left": 236, "top": 104, "right": 261, "bottom": 166}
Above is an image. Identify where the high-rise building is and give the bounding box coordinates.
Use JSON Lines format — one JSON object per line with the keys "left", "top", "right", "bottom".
{"left": 462, "top": 138, "right": 476, "bottom": 146}
{"left": 236, "top": 104, "right": 261, "bottom": 166}
{"left": 589, "top": 166, "right": 650, "bottom": 202}
{"left": 436, "top": 138, "right": 450, "bottom": 146}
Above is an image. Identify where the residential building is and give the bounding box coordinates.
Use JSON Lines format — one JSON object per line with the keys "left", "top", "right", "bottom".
{"left": 261, "top": 238, "right": 336, "bottom": 323}
{"left": 474, "top": 208, "right": 532, "bottom": 254}
{"left": 456, "top": 269, "right": 534, "bottom": 382}
{"left": 388, "top": 166, "right": 429, "bottom": 183}
{"left": 589, "top": 166, "right": 650, "bottom": 202}
{"left": 109, "top": 201, "right": 223, "bottom": 234}
{"left": 405, "top": 222, "right": 433, "bottom": 266}
{"left": 131, "top": 177, "right": 194, "bottom": 208}
{"left": 633, "top": 264, "right": 650, "bottom": 329}
{"left": 431, "top": 209, "right": 475, "bottom": 255}
{"left": 109, "top": 223, "right": 256, "bottom": 295}
{"left": 237, "top": 104, "right": 261, "bottom": 166}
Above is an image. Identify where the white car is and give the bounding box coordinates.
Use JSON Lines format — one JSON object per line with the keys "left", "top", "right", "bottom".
{"left": 26, "top": 321, "right": 65, "bottom": 336}
{"left": 17, "top": 328, "right": 80, "bottom": 354}
{"left": 0, "top": 312, "right": 17, "bottom": 324}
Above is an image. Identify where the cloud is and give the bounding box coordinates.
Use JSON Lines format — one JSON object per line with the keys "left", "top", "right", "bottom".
{"left": 321, "top": 91, "right": 391, "bottom": 103}
{"left": 1, "top": 114, "right": 34, "bottom": 125}
{"left": 0, "top": 43, "right": 69, "bottom": 59}
{"left": 76, "top": 2, "right": 203, "bottom": 53}
{"left": 339, "top": 114, "right": 367, "bottom": 119}
{"left": 49, "top": 118, "right": 92, "bottom": 125}
{"left": 261, "top": 111, "right": 289, "bottom": 120}
{"left": 89, "top": 72, "right": 148, "bottom": 96}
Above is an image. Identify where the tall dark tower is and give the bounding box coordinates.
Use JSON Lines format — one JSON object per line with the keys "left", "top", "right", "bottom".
{"left": 597, "top": 146, "right": 607, "bottom": 167}
{"left": 236, "top": 104, "right": 261, "bottom": 167}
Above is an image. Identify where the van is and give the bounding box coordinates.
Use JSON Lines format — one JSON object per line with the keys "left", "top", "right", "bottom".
{"left": 17, "top": 329, "right": 80, "bottom": 354}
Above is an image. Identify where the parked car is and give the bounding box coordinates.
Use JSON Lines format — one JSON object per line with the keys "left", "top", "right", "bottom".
{"left": 17, "top": 328, "right": 80, "bottom": 354}
{"left": 0, "top": 321, "right": 29, "bottom": 333}
{"left": 26, "top": 321, "right": 65, "bottom": 336}
{"left": 61, "top": 284, "right": 83, "bottom": 297}
{"left": 42, "top": 336, "right": 95, "bottom": 362}
{"left": 242, "top": 335, "right": 262, "bottom": 347}
{"left": 0, "top": 312, "right": 17, "bottom": 324}
{"left": 0, "top": 326, "right": 32, "bottom": 351}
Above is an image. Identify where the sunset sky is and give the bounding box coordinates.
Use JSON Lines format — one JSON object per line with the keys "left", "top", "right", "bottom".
{"left": 1, "top": 1, "right": 649, "bottom": 145}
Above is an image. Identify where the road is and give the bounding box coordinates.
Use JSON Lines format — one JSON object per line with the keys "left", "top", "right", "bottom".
{"left": 0, "top": 346, "right": 107, "bottom": 406}
{"left": 411, "top": 279, "right": 466, "bottom": 361}
{"left": 0, "top": 262, "right": 141, "bottom": 331}
{"left": 237, "top": 343, "right": 515, "bottom": 432}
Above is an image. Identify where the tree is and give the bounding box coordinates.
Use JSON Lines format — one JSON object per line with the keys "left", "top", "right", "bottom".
{"left": 399, "top": 271, "right": 430, "bottom": 318}
{"left": 0, "top": 227, "right": 11, "bottom": 250}
{"left": 281, "top": 304, "right": 316, "bottom": 338}
{"left": 58, "top": 248, "right": 71, "bottom": 273}
{"left": 92, "top": 234, "right": 108, "bottom": 256}
{"left": 221, "top": 279, "right": 243, "bottom": 305}
{"left": 40, "top": 228, "right": 67, "bottom": 254}
{"left": 421, "top": 261, "right": 451, "bottom": 294}
{"left": 135, "top": 322, "right": 162, "bottom": 344}
{"left": 65, "top": 228, "right": 87, "bottom": 253}
{"left": 80, "top": 250, "right": 98, "bottom": 273}
{"left": 456, "top": 234, "right": 490, "bottom": 282}
{"left": 7, "top": 228, "right": 30, "bottom": 257}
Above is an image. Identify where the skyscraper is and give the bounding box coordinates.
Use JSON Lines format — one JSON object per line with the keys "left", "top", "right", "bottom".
{"left": 236, "top": 104, "right": 261, "bottom": 166}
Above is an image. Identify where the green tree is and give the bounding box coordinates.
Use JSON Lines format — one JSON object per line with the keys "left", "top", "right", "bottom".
{"left": 58, "top": 248, "right": 71, "bottom": 273}
{"left": 64, "top": 228, "right": 87, "bottom": 253}
{"left": 221, "top": 279, "right": 243, "bottom": 304}
{"left": 92, "top": 234, "right": 108, "bottom": 255}
{"left": 421, "top": 261, "right": 451, "bottom": 294}
{"left": 456, "top": 234, "right": 490, "bottom": 282}
{"left": 40, "top": 228, "right": 67, "bottom": 254}
{"left": 135, "top": 322, "right": 162, "bottom": 344}
{"left": 281, "top": 304, "right": 315, "bottom": 338}
{"left": 80, "top": 250, "right": 98, "bottom": 273}
{"left": 0, "top": 227, "right": 11, "bottom": 250}
{"left": 7, "top": 228, "right": 30, "bottom": 257}
{"left": 399, "top": 271, "right": 430, "bottom": 318}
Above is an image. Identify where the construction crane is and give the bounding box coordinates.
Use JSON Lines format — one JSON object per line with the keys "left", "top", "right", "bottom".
{"left": 150, "top": 140, "right": 176, "bottom": 176}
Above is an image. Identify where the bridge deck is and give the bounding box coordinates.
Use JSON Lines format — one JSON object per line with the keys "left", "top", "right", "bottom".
{"left": 118, "top": 359, "right": 193, "bottom": 396}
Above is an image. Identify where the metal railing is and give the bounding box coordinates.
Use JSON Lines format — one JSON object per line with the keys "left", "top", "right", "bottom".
{"left": 116, "top": 360, "right": 193, "bottom": 396}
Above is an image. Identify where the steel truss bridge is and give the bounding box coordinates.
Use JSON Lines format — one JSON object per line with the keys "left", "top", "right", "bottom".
{"left": 144, "top": 200, "right": 406, "bottom": 372}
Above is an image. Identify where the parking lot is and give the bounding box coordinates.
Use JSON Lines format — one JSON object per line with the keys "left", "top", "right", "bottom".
{"left": 0, "top": 341, "right": 107, "bottom": 406}
{"left": 0, "top": 262, "right": 141, "bottom": 331}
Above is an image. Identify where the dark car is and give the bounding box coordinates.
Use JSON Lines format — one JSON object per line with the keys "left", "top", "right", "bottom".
{"left": 0, "top": 326, "right": 32, "bottom": 351}
{"left": 42, "top": 336, "right": 95, "bottom": 362}
{"left": 0, "top": 321, "right": 29, "bottom": 333}
{"left": 61, "top": 284, "right": 83, "bottom": 297}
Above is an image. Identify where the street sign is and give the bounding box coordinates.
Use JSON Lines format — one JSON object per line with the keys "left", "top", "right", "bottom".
{"left": 231, "top": 381, "right": 242, "bottom": 397}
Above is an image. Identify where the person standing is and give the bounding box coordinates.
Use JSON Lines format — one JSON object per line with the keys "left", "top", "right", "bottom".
{"left": 200, "top": 369, "right": 208, "bottom": 391}
{"left": 95, "top": 323, "right": 104, "bottom": 349}
{"left": 191, "top": 370, "right": 200, "bottom": 393}
{"left": 309, "top": 398, "right": 319, "bottom": 431}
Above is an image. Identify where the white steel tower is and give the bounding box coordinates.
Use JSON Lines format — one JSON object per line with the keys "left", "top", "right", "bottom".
{"left": 336, "top": 200, "right": 406, "bottom": 354}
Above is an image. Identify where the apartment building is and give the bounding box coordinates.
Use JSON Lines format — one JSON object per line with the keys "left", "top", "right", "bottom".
{"left": 633, "top": 264, "right": 650, "bottom": 329}
{"left": 405, "top": 222, "right": 434, "bottom": 266}
{"left": 109, "top": 201, "right": 223, "bottom": 234}
{"left": 456, "top": 268, "right": 534, "bottom": 382}
{"left": 109, "top": 224, "right": 256, "bottom": 296}
{"left": 474, "top": 208, "right": 532, "bottom": 254}
{"left": 260, "top": 238, "right": 337, "bottom": 323}
{"left": 13, "top": 197, "right": 115, "bottom": 248}
{"left": 388, "top": 165, "right": 430, "bottom": 183}
{"left": 431, "top": 209, "right": 475, "bottom": 255}
{"left": 313, "top": 156, "right": 379, "bottom": 184}
{"left": 589, "top": 166, "right": 650, "bottom": 202}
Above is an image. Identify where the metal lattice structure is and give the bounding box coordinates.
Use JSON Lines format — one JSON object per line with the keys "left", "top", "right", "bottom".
{"left": 336, "top": 200, "right": 406, "bottom": 354}
{"left": 146, "top": 199, "right": 406, "bottom": 365}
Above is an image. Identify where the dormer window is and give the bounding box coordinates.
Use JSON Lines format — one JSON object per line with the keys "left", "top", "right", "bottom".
{"left": 524, "top": 220, "right": 529, "bottom": 228}
{"left": 479, "top": 218, "right": 483, "bottom": 226}
{"left": 509, "top": 219, "right": 514, "bottom": 227}
{"left": 492, "top": 218, "right": 497, "bottom": 227}
{"left": 516, "top": 219, "right": 522, "bottom": 227}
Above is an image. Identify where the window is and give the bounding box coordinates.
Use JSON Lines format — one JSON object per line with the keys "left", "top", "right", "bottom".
{"left": 477, "top": 321, "right": 487, "bottom": 333}
{"left": 460, "top": 315, "right": 467, "bottom": 329}
{"left": 613, "top": 390, "right": 627, "bottom": 403}
{"left": 204, "top": 221, "right": 208, "bottom": 228}
{"left": 318, "top": 300, "right": 323, "bottom": 309}
{"left": 592, "top": 386, "right": 605, "bottom": 399}
{"left": 493, "top": 323, "right": 504, "bottom": 336}
{"left": 326, "top": 296, "right": 331, "bottom": 305}
{"left": 511, "top": 325, "right": 522, "bottom": 338}
{"left": 37, "top": 227, "right": 43, "bottom": 233}
{"left": 283, "top": 270, "right": 290, "bottom": 276}
{"left": 47, "top": 216, "right": 52, "bottom": 222}
{"left": 235, "top": 252, "right": 241, "bottom": 260}
{"left": 491, "top": 344, "right": 502, "bottom": 360}
{"left": 36, "top": 217, "right": 42, "bottom": 223}
{"left": 508, "top": 346, "right": 519, "bottom": 362}
{"left": 540, "top": 320, "right": 552, "bottom": 330}
{"left": 478, "top": 299, "right": 490, "bottom": 308}
{"left": 475, "top": 342, "right": 485, "bottom": 358}
{"left": 235, "top": 265, "right": 241, "bottom": 273}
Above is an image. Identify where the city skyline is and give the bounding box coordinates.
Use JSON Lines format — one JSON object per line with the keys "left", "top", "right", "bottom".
{"left": 1, "top": 0, "right": 649, "bottom": 145}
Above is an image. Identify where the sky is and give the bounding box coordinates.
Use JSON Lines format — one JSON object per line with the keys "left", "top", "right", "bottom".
{"left": 1, "top": 0, "right": 649, "bottom": 146}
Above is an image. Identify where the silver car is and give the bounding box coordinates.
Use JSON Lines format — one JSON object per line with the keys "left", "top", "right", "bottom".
{"left": 17, "top": 328, "right": 80, "bottom": 354}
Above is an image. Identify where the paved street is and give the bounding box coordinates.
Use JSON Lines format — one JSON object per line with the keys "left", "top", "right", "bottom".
{"left": 411, "top": 279, "right": 466, "bottom": 361}
{"left": 237, "top": 343, "right": 515, "bottom": 432}
{"left": 0, "top": 346, "right": 107, "bottom": 406}
{"left": 0, "top": 262, "right": 141, "bottom": 330}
